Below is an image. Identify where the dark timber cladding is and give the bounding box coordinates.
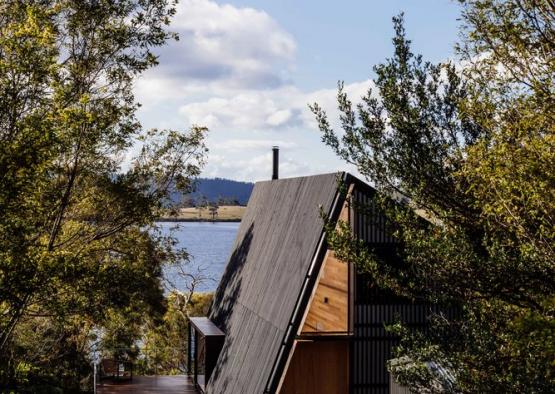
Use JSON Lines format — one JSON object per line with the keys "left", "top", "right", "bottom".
{"left": 349, "top": 181, "right": 457, "bottom": 394}
{"left": 189, "top": 317, "right": 225, "bottom": 391}
{"left": 207, "top": 173, "right": 342, "bottom": 394}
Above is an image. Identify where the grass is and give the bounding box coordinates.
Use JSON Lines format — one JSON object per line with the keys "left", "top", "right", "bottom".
{"left": 164, "top": 205, "right": 246, "bottom": 221}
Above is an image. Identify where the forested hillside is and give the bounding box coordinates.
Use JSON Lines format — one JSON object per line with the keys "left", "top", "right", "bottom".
{"left": 182, "top": 178, "right": 254, "bottom": 205}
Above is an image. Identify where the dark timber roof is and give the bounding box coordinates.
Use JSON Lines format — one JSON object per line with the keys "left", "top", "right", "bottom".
{"left": 189, "top": 317, "right": 224, "bottom": 337}
{"left": 207, "top": 173, "right": 345, "bottom": 394}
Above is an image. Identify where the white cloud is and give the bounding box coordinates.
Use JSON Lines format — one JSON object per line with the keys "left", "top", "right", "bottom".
{"left": 135, "top": 0, "right": 296, "bottom": 106}
{"left": 135, "top": 0, "right": 374, "bottom": 133}
{"left": 223, "top": 139, "right": 298, "bottom": 151}
{"left": 266, "top": 109, "right": 293, "bottom": 127}
{"left": 202, "top": 152, "right": 313, "bottom": 182}
{"left": 178, "top": 79, "right": 374, "bottom": 132}
{"left": 173, "top": 0, "right": 295, "bottom": 63}
{"left": 133, "top": 0, "right": 374, "bottom": 181}
{"left": 178, "top": 86, "right": 302, "bottom": 130}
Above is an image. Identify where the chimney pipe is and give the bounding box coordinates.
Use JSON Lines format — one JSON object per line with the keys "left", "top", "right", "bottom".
{"left": 272, "top": 146, "right": 279, "bottom": 180}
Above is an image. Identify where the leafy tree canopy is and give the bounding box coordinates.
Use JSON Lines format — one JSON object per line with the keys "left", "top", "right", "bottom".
{"left": 0, "top": 0, "right": 207, "bottom": 390}
{"left": 312, "top": 1, "right": 554, "bottom": 392}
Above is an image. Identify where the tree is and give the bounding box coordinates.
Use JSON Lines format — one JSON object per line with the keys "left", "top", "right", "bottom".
{"left": 311, "top": 3, "right": 554, "bottom": 392}
{"left": 197, "top": 194, "right": 208, "bottom": 218}
{"left": 0, "top": 0, "right": 207, "bottom": 390}
{"left": 138, "top": 291, "right": 213, "bottom": 375}
{"left": 208, "top": 204, "right": 219, "bottom": 221}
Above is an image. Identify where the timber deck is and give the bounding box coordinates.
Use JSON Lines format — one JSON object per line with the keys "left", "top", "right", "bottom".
{"left": 97, "top": 375, "right": 198, "bottom": 393}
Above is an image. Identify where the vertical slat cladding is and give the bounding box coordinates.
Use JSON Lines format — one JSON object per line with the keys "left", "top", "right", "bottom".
{"left": 353, "top": 187, "right": 396, "bottom": 246}
{"left": 355, "top": 303, "right": 435, "bottom": 392}
{"left": 352, "top": 185, "right": 434, "bottom": 394}
{"left": 365, "top": 193, "right": 370, "bottom": 243}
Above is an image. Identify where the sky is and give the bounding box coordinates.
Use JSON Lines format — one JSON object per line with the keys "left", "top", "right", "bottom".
{"left": 135, "top": 0, "right": 462, "bottom": 182}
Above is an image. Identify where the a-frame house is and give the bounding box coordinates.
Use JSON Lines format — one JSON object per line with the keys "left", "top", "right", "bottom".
{"left": 188, "top": 172, "right": 441, "bottom": 394}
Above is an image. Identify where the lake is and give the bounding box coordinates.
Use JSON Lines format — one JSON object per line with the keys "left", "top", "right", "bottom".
{"left": 158, "top": 221, "right": 240, "bottom": 292}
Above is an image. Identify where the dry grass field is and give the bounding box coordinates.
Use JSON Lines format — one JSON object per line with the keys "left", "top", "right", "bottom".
{"left": 174, "top": 205, "right": 246, "bottom": 221}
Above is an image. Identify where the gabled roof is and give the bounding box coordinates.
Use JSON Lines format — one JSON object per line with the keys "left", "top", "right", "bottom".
{"left": 207, "top": 173, "right": 346, "bottom": 393}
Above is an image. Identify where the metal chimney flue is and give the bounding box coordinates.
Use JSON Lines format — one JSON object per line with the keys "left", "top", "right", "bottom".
{"left": 272, "top": 146, "right": 279, "bottom": 180}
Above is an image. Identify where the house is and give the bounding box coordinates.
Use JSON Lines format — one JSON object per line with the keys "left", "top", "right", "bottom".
{"left": 187, "top": 172, "right": 449, "bottom": 394}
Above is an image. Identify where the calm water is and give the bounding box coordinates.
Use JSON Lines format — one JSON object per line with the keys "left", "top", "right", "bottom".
{"left": 158, "top": 221, "right": 240, "bottom": 292}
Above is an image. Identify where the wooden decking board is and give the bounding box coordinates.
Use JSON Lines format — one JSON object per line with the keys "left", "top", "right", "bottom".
{"left": 97, "top": 375, "right": 197, "bottom": 393}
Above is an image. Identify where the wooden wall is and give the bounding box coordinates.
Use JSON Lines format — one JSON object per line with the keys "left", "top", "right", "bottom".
{"left": 302, "top": 188, "right": 352, "bottom": 334}
{"left": 302, "top": 250, "right": 349, "bottom": 333}
{"left": 279, "top": 340, "right": 349, "bottom": 394}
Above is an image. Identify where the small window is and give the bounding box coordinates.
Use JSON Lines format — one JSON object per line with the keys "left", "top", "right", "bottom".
{"left": 188, "top": 317, "right": 225, "bottom": 392}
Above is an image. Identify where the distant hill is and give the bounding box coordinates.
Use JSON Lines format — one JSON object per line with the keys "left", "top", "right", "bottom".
{"left": 192, "top": 178, "right": 254, "bottom": 205}
{"left": 170, "top": 177, "right": 254, "bottom": 206}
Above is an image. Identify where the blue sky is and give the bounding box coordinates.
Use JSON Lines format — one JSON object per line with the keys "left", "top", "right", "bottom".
{"left": 135, "top": 0, "right": 461, "bottom": 181}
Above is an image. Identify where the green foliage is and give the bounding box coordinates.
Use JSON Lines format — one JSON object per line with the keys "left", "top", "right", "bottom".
{"left": 0, "top": 0, "right": 207, "bottom": 390}
{"left": 137, "top": 292, "right": 213, "bottom": 375}
{"left": 312, "top": 4, "right": 554, "bottom": 392}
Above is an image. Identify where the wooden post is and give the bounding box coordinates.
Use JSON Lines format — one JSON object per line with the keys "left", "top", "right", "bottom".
{"left": 187, "top": 323, "right": 192, "bottom": 375}
{"left": 193, "top": 329, "right": 198, "bottom": 386}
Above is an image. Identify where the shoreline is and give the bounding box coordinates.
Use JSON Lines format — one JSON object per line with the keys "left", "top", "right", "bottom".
{"left": 156, "top": 218, "right": 242, "bottom": 223}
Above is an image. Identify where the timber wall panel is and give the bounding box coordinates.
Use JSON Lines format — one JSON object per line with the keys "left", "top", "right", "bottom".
{"left": 280, "top": 340, "right": 349, "bottom": 394}
{"left": 302, "top": 251, "right": 349, "bottom": 333}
